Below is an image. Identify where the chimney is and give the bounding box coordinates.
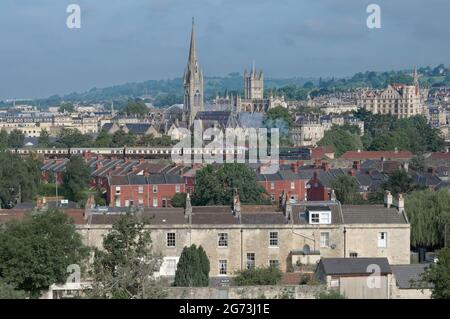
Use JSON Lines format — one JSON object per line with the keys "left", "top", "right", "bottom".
{"left": 403, "top": 162, "right": 409, "bottom": 173}
{"left": 352, "top": 161, "right": 361, "bottom": 171}
{"left": 96, "top": 162, "right": 103, "bottom": 170}
{"left": 233, "top": 195, "right": 241, "bottom": 218}
{"left": 348, "top": 169, "right": 356, "bottom": 177}
{"left": 314, "top": 159, "right": 322, "bottom": 169}
{"left": 284, "top": 197, "right": 293, "bottom": 221}
{"left": 396, "top": 193, "right": 405, "bottom": 213}
{"left": 330, "top": 189, "right": 337, "bottom": 201}
{"left": 143, "top": 169, "right": 150, "bottom": 177}
{"left": 291, "top": 163, "right": 299, "bottom": 173}
{"left": 322, "top": 162, "right": 330, "bottom": 171}
{"left": 185, "top": 193, "right": 192, "bottom": 223}
{"left": 384, "top": 191, "right": 393, "bottom": 208}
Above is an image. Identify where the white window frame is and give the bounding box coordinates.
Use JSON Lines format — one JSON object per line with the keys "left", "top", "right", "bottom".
{"left": 309, "top": 210, "right": 331, "bottom": 225}
{"left": 378, "top": 232, "right": 387, "bottom": 248}
{"left": 115, "top": 186, "right": 121, "bottom": 195}
{"left": 153, "top": 185, "right": 158, "bottom": 193}
{"left": 320, "top": 232, "right": 330, "bottom": 248}
{"left": 269, "top": 231, "right": 279, "bottom": 247}
{"left": 246, "top": 253, "right": 255, "bottom": 269}
{"left": 218, "top": 233, "right": 228, "bottom": 247}
{"left": 138, "top": 186, "right": 144, "bottom": 194}
{"left": 219, "top": 260, "right": 227, "bottom": 276}
{"left": 153, "top": 198, "right": 158, "bottom": 207}
{"left": 175, "top": 184, "right": 181, "bottom": 193}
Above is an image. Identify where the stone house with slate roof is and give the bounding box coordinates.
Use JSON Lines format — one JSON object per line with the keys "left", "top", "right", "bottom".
{"left": 78, "top": 192, "right": 410, "bottom": 278}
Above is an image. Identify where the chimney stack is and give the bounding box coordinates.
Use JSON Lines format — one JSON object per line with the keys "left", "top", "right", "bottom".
{"left": 384, "top": 191, "right": 393, "bottom": 208}
{"left": 396, "top": 193, "right": 405, "bottom": 213}
{"left": 330, "top": 189, "right": 337, "bottom": 201}
{"left": 185, "top": 193, "right": 192, "bottom": 223}
{"left": 233, "top": 194, "right": 241, "bottom": 218}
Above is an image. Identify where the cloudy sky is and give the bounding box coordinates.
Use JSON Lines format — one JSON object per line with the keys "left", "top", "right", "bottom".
{"left": 0, "top": 0, "right": 449, "bottom": 99}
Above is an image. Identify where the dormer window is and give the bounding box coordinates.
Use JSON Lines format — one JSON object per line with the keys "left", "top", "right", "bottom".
{"left": 307, "top": 207, "right": 331, "bottom": 225}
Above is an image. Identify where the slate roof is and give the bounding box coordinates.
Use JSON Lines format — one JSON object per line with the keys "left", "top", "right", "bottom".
{"left": 319, "top": 258, "right": 392, "bottom": 276}
{"left": 391, "top": 264, "right": 433, "bottom": 289}
{"left": 341, "top": 151, "right": 413, "bottom": 160}
{"left": 292, "top": 201, "right": 343, "bottom": 225}
{"left": 341, "top": 205, "right": 408, "bottom": 224}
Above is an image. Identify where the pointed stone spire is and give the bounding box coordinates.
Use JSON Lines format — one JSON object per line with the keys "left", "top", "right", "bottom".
{"left": 188, "top": 17, "right": 197, "bottom": 67}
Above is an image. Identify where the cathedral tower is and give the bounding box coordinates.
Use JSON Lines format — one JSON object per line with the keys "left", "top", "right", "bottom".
{"left": 183, "top": 18, "right": 204, "bottom": 126}
{"left": 244, "top": 61, "right": 264, "bottom": 100}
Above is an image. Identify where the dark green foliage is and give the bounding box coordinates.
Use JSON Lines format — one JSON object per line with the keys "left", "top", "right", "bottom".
{"left": 55, "top": 128, "right": 92, "bottom": 148}
{"left": 233, "top": 267, "right": 283, "bottom": 286}
{"left": 383, "top": 170, "right": 417, "bottom": 196}
{"left": 317, "top": 290, "right": 347, "bottom": 299}
{"left": 7, "top": 129, "right": 25, "bottom": 148}
{"left": 0, "top": 279, "right": 28, "bottom": 299}
{"left": 406, "top": 189, "right": 450, "bottom": 247}
{"left": 331, "top": 175, "right": 363, "bottom": 204}
{"left": 111, "top": 129, "right": 137, "bottom": 147}
{"left": 0, "top": 153, "right": 41, "bottom": 208}
{"left": 121, "top": 100, "right": 149, "bottom": 116}
{"left": 318, "top": 125, "right": 363, "bottom": 157}
{"left": 0, "top": 129, "right": 8, "bottom": 150}
{"left": 93, "top": 129, "right": 113, "bottom": 147}
{"left": 419, "top": 248, "right": 450, "bottom": 299}
{"left": 62, "top": 155, "right": 90, "bottom": 202}
{"left": 192, "top": 164, "right": 269, "bottom": 206}
{"left": 90, "top": 213, "right": 166, "bottom": 299}
{"left": 58, "top": 103, "right": 75, "bottom": 113}
{"left": 174, "top": 245, "right": 210, "bottom": 287}
{"left": 0, "top": 210, "right": 88, "bottom": 297}
{"left": 37, "top": 129, "right": 50, "bottom": 147}
{"left": 171, "top": 193, "right": 187, "bottom": 208}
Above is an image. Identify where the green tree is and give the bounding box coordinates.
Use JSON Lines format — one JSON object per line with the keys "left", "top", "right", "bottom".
{"left": 0, "top": 279, "right": 28, "bottom": 299}
{"left": 174, "top": 244, "right": 210, "bottom": 287}
{"left": 58, "top": 102, "right": 75, "bottom": 113}
{"left": 90, "top": 213, "right": 166, "bottom": 299}
{"left": 419, "top": 248, "right": 450, "bottom": 299}
{"left": 192, "top": 164, "right": 269, "bottom": 206}
{"left": 331, "top": 175, "right": 362, "bottom": 204}
{"left": 62, "top": 155, "right": 90, "bottom": 202}
{"left": 121, "top": 100, "right": 149, "bottom": 116}
{"left": 406, "top": 189, "right": 450, "bottom": 247}
{"left": 264, "top": 106, "right": 293, "bottom": 135}
{"left": 0, "top": 210, "right": 88, "bottom": 297}
{"left": 37, "top": 129, "right": 50, "bottom": 147}
{"left": 172, "top": 193, "right": 187, "bottom": 208}
{"left": 94, "top": 129, "right": 113, "bottom": 147}
{"left": 383, "top": 170, "right": 417, "bottom": 196}
{"left": 111, "top": 129, "right": 137, "bottom": 147}
{"left": 317, "top": 290, "right": 347, "bottom": 299}
{"left": 0, "top": 129, "right": 8, "bottom": 150}
{"left": 0, "top": 153, "right": 41, "bottom": 208}
{"left": 7, "top": 129, "right": 25, "bottom": 148}
{"left": 57, "top": 128, "right": 92, "bottom": 148}
{"left": 234, "top": 267, "right": 282, "bottom": 286}
{"left": 318, "top": 125, "right": 363, "bottom": 157}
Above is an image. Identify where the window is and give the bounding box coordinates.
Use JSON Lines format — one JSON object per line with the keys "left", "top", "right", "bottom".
{"left": 349, "top": 252, "right": 358, "bottom": 258}
{"left": 270, "top": 182, "right": 275, "bottom": 190}
{"left": 138, "top": 198, "right": 144, "bottom": 206}
{"left": 378, "top": 232, "right": 387, "bottom": 248}
{"left": 153, "top": 198, "right": 158, "bottom": 208}
{"left": 138, "top": 186, "right": 144, "bottom": 194}
{"left": 219, "top": 260, "right": 227, "bottom": 275}
{"left": 269, "top": 232, "right": 279, "bottom": 247}
{"left": 115, "top": 199, "right": 120, "bottom": 207}
{"left": 269, "top": 260, "right": 279, "bottom": 269}
{"left": 330, "top": 278, "right": 340, "bottom": 288}
{"left": 320, "top": 232, "right": 330, "bottom": 248}
{"left": 125, "top": 200, "right": 130, "bottom": 207}
{"left": 218, "top": 233, "right": 228, "bottom": 247}
{"left": 115, "top": 186, "right": 121, "bottom": 195}
{"left": 166, "top": 233, "right": 176, "bottom": 247}
{"left": 246, "top": 253, "right": 255, "bottom": 269}
{"left": 153, "top": 185, "right": 158, "bottom": 193}
{"left": 175, "top": 184, "right": 181, "bottom": 193}
{"left": 309, "top": 211, "right": 331, "bottom": 225}
{"left": 290, "top": 181, "right": 295, "bottom": 190}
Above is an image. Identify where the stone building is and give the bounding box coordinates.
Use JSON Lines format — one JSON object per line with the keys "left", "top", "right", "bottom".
{"left": 78, "top": 193, "right": 410, "bottom": 278}
{"left": 358, "top": 68, "right": 426, "bottom": 118}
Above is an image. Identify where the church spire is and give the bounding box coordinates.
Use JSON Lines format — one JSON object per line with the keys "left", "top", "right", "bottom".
{"left": 188, "top": 17, "right": 197, "bottom": 67}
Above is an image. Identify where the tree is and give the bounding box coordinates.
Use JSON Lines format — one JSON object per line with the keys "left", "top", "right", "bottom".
{"left": 331, "top": 175, "right": 362, "bottom": 204}
{"left": 406, "top": 189, "right": 450, "bottom": 247}
{"left": 90, "top": 213, "right": 166, "bottom": 299}
{"left": 121, "top": 100, "right": 149, "bottom": 116}
{"left": 174, "top": 245, "right": 210, "bottom": 287}
{"left": 172, "top": 193, "right": 187, "bottom": 208}
{"left": 264, "top": 106, "right": 293, "bottom": 135}
{"left": 318, "top": 125, "right": 363, "bottom": 157}
{"left": 37, "top": 129, "right": 50, "bottom": 147}
{"left": 0, "top": 210, "right": 88, "bottom": 297}
{"left": 0, "top": 153, "right": 41, "bottom": 208}
{"left": 0, "top": 279, "right": 28, "bottom": 299}
{"left": 94, "top": 129, "right": 113, "bottom": 147}
{"left": 317, "top": 290, "right": 347, "bottom": 299}
{"left": 7, "top": 129, "right": 25, "bottom": 148}
{"left": 111, "top": 129, "right": 137, "bottom": 147}
{"left": 58, "top": 103, "right": 75, "bottom": 113}
{"left": 62, "top": 155, "right": 90, "bottom": 202}
{"left": 0, "top": 129, "right": 8, "bottom": 150}
{"left": 192, "top": 164, "right": 269, "bottom": 206}
{"left": 57, "top": 128, "right": 92, "bottom": 148}
{"left": 383, "top": 170, "right": 417, "bottom": 196}
{"left": 234, "top": 267, "right": 282, "bottom": 286}
{"left": 419, "top": 248, "right": 450, "bottom": 299}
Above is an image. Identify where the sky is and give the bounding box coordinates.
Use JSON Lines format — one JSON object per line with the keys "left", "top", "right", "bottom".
{"left": 0, "top": 0, "right": 449, "bottom": 100}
